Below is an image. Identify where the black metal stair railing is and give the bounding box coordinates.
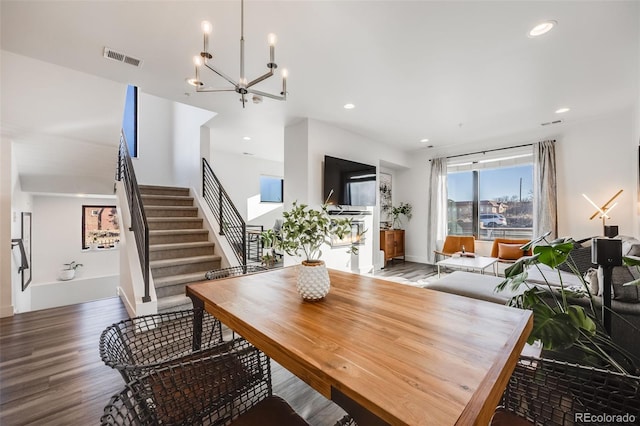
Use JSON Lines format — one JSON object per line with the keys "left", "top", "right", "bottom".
{"left": 117, "top": 132, "right": 151, "bottom": 302}
{"left": 202, "top": 158, "right": 247, "bottom": 268}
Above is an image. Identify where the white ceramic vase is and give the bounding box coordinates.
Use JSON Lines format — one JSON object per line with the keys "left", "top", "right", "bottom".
{"left": 297, "top": 260, "right": 330, "bottom": 301}
{"left": 58, "top": 269, "right": 75, "bottom": 281}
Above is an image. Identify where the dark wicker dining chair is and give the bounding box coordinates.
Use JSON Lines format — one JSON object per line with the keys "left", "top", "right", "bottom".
{"left": 99, "top": 308, "right": 224, "bottom": 383}
{"left": 492, "top": 355, "right": 640, "bottom": 425}
{"left": 100, "top": 337, "right": 310, "bottom": 425}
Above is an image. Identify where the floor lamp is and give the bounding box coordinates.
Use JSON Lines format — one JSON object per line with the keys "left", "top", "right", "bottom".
{"left": 592, "top": 238, "right": 622, "bottom": 334}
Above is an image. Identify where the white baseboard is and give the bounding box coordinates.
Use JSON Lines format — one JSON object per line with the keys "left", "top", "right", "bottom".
{"left": 404, "top": 255, "right": 433, "bottom": 265}
{"left": 0, "top": 304, "right": 14, "bottom": 318}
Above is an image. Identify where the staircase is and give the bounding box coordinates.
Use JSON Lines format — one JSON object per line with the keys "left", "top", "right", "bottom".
{"left": 140, "top": 185, "right": 221, "bottom": 313}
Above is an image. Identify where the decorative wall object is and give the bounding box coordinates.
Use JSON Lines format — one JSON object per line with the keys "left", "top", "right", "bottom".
{"left": 379, "top": 172, "right": 392, "bottom": 220}
{"left": 21, "top": 212, "right": 32, "bottom": 290}
{"left": 82, "top": 205, "right": 120, "bottom": 249}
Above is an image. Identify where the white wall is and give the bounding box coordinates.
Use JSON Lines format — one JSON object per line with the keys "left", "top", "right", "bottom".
{"left": 556, "top": 110, "right": 637, "bottom": 238}
{"left": 394, "top": 152, "right": 431, "bottom": 263}
{"left": 208, "top": 150, "right": 284, "bottom": 229}
{"left": 10, "top": 145, "right": 34, "bottom": 313}
{"left": 0, "top": 138, "right": 14, "bottom": 317}
{"left": 284, "top": 118, "right": 411, "bottom": 271}
{"left": 134, "top": 92, "right": 215, "bottom": 189}
{"left": 21, "top": 195, "right": 120, "bottom": 312}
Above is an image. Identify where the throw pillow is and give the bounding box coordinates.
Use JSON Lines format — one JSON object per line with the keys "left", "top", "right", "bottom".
{"left": 596, "top": 265, "right": 640, "bottom": 302}
{"left": 498, "top": 243, "right": 524, "bottom": 260}
{"left": 557, "top": 244, "right": 594, "bottom": 276}
{"left": 583, "top": 267, "right": 599, "bottom": 295}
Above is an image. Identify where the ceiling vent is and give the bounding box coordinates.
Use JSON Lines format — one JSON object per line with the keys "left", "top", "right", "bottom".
{"left": 541, "top": 119, "right": 563, "bottom": 126}
{"left": 103, "top": 47, "right": 143, "bottom": 68}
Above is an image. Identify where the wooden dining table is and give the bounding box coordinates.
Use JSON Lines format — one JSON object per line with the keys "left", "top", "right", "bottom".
{"left": 186, "top": 267, "right": 532, "bottom": 426}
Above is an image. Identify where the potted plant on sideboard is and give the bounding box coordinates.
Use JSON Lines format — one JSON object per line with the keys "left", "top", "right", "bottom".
{"left": 391, "top": 202, "right": 412, "bottom": 229}
{"left": 278, "top": 201, "right": 354, "bottom": 301}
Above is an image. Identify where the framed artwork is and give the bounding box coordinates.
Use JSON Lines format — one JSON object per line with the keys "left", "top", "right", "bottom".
{"left": 21, "top": 212, "right": 32, "bottom": 291}
{"left": 82, "top": 205, "right": 120, "bottom": 249}
{"left": 379, "top": 172, "right": 392, "bottom": 219}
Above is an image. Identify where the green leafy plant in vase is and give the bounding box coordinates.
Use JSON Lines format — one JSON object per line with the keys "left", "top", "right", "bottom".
{"left": 391, "top": 202, "right": 412, "bottom": 229}
{"left": 278, "top": 201, "right": 354, "bottom": 301}
{"left": 259, "top": 228, "right": 278, "bottom": 269}
{"left": 496, "top": 233, "right": 640, "bottom": 374}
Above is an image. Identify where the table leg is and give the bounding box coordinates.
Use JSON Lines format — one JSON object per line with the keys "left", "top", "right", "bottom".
{"left": 331, "top": 387, "right": 390, "bottom": 426}
{"left": 187, "top": 293, "right": 204, "bottom": 351}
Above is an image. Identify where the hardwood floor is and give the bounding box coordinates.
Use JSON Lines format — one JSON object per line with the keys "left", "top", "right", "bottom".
{"left": 0, "top": 264, "right": 434, "bottom": 425}
{"left": 0, "top": 297, "right": 347, "bottom": 425}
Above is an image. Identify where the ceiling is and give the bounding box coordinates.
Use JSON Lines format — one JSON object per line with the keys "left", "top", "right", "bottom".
{"left": 1, "top": 1, "right": 639, "bottom": 193}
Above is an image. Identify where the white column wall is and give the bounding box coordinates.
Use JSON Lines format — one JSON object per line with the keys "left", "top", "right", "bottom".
{"left": 134, "top": 92, "right": 215, "bottom": 189}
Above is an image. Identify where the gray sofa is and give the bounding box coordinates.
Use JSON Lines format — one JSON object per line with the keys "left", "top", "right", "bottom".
{"left": 424, "top": 237, "right": 640, "bottom": 359}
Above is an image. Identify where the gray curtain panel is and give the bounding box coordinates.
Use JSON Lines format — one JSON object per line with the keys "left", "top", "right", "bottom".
{"left": 533, "top": 140, "right": 558, "bottom": 240}
{"left": 426, "top": 157, "right": 448, "bottom": 264}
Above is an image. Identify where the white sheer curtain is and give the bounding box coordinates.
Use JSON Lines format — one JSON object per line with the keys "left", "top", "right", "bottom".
{"left": 426, "top": 158, "right": 448, "bottom": 264}
{"left": 533, "top": 140, "right": 558, "bottom": 239}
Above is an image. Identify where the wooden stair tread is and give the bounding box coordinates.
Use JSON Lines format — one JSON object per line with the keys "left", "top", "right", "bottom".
{"left": 149, "top": 241, "right": 214, "bottom": 251}
{"left": 149, "top": 229, "right": 208, "bottom": 235}
{"left": 156, "top": 294, "right": 192, "bottom": 311}
{"left": 139, "top": 184, "right": 189, "bottom": 192}
{"left": 154, "top": 272, "right": 209, "bottom": 287}
{"left": 150, "top": 255, "right": 221, "bottom": 268}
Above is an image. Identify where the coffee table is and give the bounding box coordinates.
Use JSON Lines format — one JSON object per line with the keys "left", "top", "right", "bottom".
{"left": 437, "top": 255, "right": 498, "bottom": 277}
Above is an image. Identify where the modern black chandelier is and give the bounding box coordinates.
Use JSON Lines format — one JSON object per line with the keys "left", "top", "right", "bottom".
{"left": 187, "top": 0, "right": 288, "bottom": 108}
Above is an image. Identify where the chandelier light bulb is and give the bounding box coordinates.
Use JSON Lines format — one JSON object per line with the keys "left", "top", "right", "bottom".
{"left": 201, "top": 21, "right": 212, "bottom": 34}
{"left": 268, "top": 33, "right": 277, "bottom": 46}
{"left": 193, "top": 56, "right": 203, "bottom": 67}
{"left": 281, "top": 69, "right": 288, "bottom": 78}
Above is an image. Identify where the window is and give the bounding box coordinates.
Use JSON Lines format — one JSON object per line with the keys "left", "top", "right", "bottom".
{"left": 123, "top": 85, "right": 138, "bottom": 157}
{"left": 82, "top": 205, "right": 120, "bottom": 249}
{"left": 260, "top": 176, "right": 283, "bottom": 203}
{"left": 447, "top": 148, "right": 533, "bottom": 241}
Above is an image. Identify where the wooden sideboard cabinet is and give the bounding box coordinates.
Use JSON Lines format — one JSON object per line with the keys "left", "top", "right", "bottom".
{"left": 380, "top": 229, "right": 405, "bottom": 266}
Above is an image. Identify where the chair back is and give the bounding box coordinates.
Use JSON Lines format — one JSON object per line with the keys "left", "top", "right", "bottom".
{"left": 490, "top": 238, "right": 532, "bottom": 261}
{"left": 441, "top": 235, "right": 476, "bottom": 255}
{"left": 101, "top": 338, "right": 272, "bottom": 425}
{"left": 99, "top": 308, "right": 223, "bottom": 383}
{"left": 499, "top": 356, "right": 640, "bottom": 425}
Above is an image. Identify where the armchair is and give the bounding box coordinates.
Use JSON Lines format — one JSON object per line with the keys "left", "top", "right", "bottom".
{"left": 434, "top": 235, "right": 476, "bottom": 260}
{"left": 490, "top": 238, "right": 531, "bottom": 263}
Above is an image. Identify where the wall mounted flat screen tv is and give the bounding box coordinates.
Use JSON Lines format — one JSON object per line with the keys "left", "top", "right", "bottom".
{"left": 323, "top": 155, "right": 377, "bottom": 206}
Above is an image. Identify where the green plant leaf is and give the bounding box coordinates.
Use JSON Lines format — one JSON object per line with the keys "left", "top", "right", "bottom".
{"left": 623, "top": 256, "right": 640, "bottom": 267}
{"left": 566, "top": 305, "right": 596, "bottom": 336}
{"left": 533, "top": 239, "right": 574, "bottom": 269}
{"left": 623, "top": 278, "right": 640, "bottom": 287}
{"left": 530, "top": 303, "right": 580, "bottom": 350}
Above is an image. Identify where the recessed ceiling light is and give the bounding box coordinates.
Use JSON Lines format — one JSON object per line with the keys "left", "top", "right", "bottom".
{"left": 555, "top": 107, "right": 570, "bottom": 114}
{"left": 529, "top": 20, "right": 557, "bottom": 37}
{"left": 420, "top": 138, "right": 429, "bottom": 143}
{"left": 243, "top": 136, "right": 252, "bottom": 141}
{"left": 343, "top": 103, "right": 355, "bottom": 109}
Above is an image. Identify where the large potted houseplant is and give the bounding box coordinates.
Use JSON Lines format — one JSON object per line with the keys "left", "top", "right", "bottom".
{"left": 496, "top": 234, "right": 640, "bottom": 374}
{"left": 278, "top": 201, "right": 354, "bottom": 301}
